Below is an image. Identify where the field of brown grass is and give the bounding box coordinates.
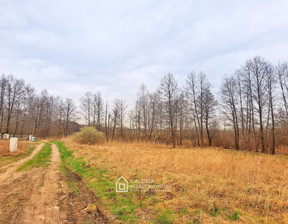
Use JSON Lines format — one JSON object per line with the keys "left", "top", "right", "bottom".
{"left": 0, "top": 140, "right": 35, "bottom": 169}
{"left": 63, "top": 139, "right": 288, "bottom": 223}
{"left": 0, "top": 140, "right": 28, "bottom": 156}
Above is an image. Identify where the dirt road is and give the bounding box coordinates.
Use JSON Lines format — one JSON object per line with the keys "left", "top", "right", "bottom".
{"left": 0, "top": 143, "right": 108, "bottom": 224}
{"left": 0, "top": 143, "right": 44, "bottom": 182}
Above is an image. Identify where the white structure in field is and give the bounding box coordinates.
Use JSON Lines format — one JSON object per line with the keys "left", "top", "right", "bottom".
{"left": 3, "top": 134, "right": 9, "bottom": 139}
{"left": 10, "top": 137, "right": 18, "bottom": 152}
{"left": 29, "top": 135, "right": 32, "bottom": 141}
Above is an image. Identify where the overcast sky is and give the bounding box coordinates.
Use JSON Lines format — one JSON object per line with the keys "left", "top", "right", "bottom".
{"left": 0, "top": 0, "right": 288, "bottom": 106}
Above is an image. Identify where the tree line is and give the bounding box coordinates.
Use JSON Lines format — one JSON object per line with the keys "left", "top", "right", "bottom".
{"left": 2, "top": 55, "right": 288, "bottom": 154}
{"left": 0, "top": 75, "right": 78, "bottom": 138}
{"left": 220, "top": 56, "right": 288, "bottom": 154}
{"left": 79, "top": 56, "right": 288, "bottom": 154}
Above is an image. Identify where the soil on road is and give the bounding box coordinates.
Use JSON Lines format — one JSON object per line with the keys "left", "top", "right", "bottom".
{"left": 0, "top": 143, "right": 108, "bottom": 224}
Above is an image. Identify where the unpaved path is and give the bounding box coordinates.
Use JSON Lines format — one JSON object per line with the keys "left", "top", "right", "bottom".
{"left": 21, "top": 144, "right": 62, "bottom": 223}
{"left": 0, "top": 143, "right": 44, "bottom": 183}
{"left": 0, "top": 143, "right": 108, "bottom": 224}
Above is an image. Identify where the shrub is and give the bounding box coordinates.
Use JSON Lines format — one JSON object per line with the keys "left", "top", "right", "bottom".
{"left": 73, "top": 127, "right": 105, "bottom": 145}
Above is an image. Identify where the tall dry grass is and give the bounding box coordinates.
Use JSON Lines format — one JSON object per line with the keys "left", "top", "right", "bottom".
{"left": 64, "top": 139, "right": 288, "bottom": 223}
{"left": 0, "top": 140, "right": 27, "bottom": 156}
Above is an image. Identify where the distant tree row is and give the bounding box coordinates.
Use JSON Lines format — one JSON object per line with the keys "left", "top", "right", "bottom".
{"left": 80, "top": 56, "right": 288, "bottom": 154}
{"left": 4, "top": 55, "right": 288, "bottom": 153}
{"left": 80, "top": 70, "right": 218, "bottom": 148}
{"left": 221, "top": 56, "right": 288, "bottom": 154}
{"left": 0, "top": 75, "right": 78, "bottom": 138}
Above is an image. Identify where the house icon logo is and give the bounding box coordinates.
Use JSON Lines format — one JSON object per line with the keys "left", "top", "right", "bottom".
{"left": 116, "top": 176, "right": 128, "bottom": 192}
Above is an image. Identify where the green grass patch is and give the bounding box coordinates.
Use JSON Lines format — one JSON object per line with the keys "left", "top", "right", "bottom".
{"left": 179, "top": 207, "right": 189, "bottom": 215}
{"left": 156, "top": 209, "right": 175, "bottom": 224}
{"left": 53, "top": 141, "right": 140, "bottom": 223}
{"left": 191, "top": 219, "right": 200, "bottom": 224}
{"left": 210, "top": 206, "right": 220, "bottom": 217}
{"left": 67, "top": 180, "right": 79, "bottom": 196}
{"left": 229, "top": 211, "right": 240, "bottom": 221}
{"left": 17, "top": 143, "right": 52, "bottom": 171}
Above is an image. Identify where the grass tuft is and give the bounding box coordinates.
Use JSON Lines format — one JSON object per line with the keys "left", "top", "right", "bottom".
{"left": 229, "top": 211, "right": 240, "bottom": 221}
{"left": 17, "top": 143, "right": 52, "bottom": 171}
{"left": 156, "top": 209, "right": 174, "bottom": 224}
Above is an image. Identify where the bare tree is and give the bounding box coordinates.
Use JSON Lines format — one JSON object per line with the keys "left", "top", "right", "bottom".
{"left": 119, "top": 100, "right": 127, "bottom": 139}
{"left": 176, "top": 91, "right": 186, "bottom": 145}
{"left": 80, "top": 92, "right": 93, "bottom": 126}
{"left": 203, "top": 88, "right": 218, "bottom": 146}
{"left": 111, "top": 99, "right": 121, "bottom": 140}
{"left": 267, "top": 65, "right": 276, "bottom": 154}
{"left": 63, "top": 98, "right": 76, "bottom": 137}
{"left": 148, "top": 91, "right": 160, "bottom": 140}
{"left": 277, "top": 62, "right": 288, "bottom": 116}
{"left": 160, "top": 73, "right": 179, "bottom": 148}
{"left": 0, "top": 75, "right": 6, "bottom": 133}
{"left": 248, "top": 56, "right": 270, "bottom": 153}
{"left": 92, "top": 92, "right": 103, "bottom": 130}
{"left": 136, "top": 85, "right": 148, "bottom": 135}
{"left": 185, "top": 73, "right": 201, "bottom": 146}
{"left": 185, "top": 72, "right": 214, "bottom": 146}
{"left": 5, "top": 75, "right": 25, "bottom": 133}
{"left": 221, "top": 76, "right": 240, "bottom": 150}
{"left": 238, "top": 64, "right": 258, "bottom": 150}
{"left": 104, "top": 102, "right": 109, "bottom": 141}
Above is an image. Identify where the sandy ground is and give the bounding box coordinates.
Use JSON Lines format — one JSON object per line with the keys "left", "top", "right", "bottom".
{"left": 0, "top": 143, "right": 44, "bottom": 181}
{"left": 0, "top": 143, "right": 109, "bottom": 224}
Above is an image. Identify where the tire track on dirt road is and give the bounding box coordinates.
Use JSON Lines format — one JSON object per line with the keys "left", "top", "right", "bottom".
{"left": 20, "top": 144, "right": 64, "bottom": 223}
{"left": 0, "top": 143, "right": 46, "bottom": 223}
{"left": 0, "top": 143, "right": 109, "bottom": 224}
{"left": 0, "top": 143, "right": 44, "bottom": 184}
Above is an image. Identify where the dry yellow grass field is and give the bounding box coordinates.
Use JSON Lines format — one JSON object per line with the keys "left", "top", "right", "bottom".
{"left": 0, "top": 141, "right": 35, "bottom": 169}
{"left": 63, "top": 139, "right": 288, "bottom": 223}
{"left": 0, "top": 140, "right": 28, "bottom": 156}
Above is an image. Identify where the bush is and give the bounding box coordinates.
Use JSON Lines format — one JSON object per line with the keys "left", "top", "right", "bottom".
{"left": 73, "top": 127, "right": 105, "bottom": 145}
